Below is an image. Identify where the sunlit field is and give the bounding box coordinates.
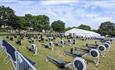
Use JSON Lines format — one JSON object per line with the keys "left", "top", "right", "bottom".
{"left": 0, "top": 35, "right": 115, "bottom": 70}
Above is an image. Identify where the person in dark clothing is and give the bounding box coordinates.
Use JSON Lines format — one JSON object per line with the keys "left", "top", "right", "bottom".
{"left": 86, "top": 43, "right": 89, "bottom": 47}
{"left": 70, "top": 48, "right": 73, "bottom": 54}
{"left": 73, "top": 39, "right": 75, "bottom": 44}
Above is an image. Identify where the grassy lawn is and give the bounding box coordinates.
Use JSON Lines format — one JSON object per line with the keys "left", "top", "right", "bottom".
{"left": 0, "top": 36, "right": 115, "bottom": 70}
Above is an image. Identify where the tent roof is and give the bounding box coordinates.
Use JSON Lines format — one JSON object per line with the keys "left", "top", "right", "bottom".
{"left": 65, "top": 28, "right": 101, "bottom": 38}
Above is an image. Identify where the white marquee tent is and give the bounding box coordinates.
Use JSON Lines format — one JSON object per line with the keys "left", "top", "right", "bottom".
{"left": 65, "top": 28, "right": 104, "bottom": 38}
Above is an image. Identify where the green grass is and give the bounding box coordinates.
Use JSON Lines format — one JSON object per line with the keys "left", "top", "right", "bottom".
{"left": 0, "top": 36, "right": 115, "bottom": 70}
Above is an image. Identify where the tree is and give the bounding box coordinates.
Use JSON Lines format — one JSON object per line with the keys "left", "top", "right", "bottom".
{"left": 16, "top": 16, "right": 27, "bottom": 29}
{"left": 65, "top": 27, "right": 72, "bottom": 31}
{"left": 65, "top": 26, "right": 77, "bottom": 31}
{"left": 33, "top": 15, "right": 50, "bottom": 31}
{"left": 51, "top": 20, "right": 65, "bottom": 32}
{"left": 11, "top": 16, "right": 21, "bottom": 29}
{"left": 0, "top": 6, "right": 17, "bottom": 29}
{"left": 98, "top": 21, "right": 115, "bottom": 36}
{"left": 92, "top": 29, "right": 97, "bottom": 33}
{"left": 25, "top": 14, "right": 33, "bottom": 27}
{"left": 78, "top": 24, "right": 91, "bottom": 31}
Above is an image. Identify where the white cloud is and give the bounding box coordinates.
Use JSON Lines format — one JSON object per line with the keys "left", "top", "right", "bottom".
{"left": 81, "top": 1, "right": 115, "bottom": 9}
{"left": 0, "top": 0, "right": 115, "bottom": 29}
{"left": 18, "top": 1, "right": 35, "bottom": 5}
{"left": 40, "top": 0, "right": 79, "bottom": 5}
{"left": 0, "top": 0, "right": 17, "bottom": 2}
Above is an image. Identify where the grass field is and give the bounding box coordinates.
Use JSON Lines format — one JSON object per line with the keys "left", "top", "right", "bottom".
{"left": 0, "top": 36, "right": 115, "bottom": 70}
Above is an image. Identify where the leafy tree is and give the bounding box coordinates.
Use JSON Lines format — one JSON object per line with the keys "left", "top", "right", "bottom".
{"left": 15, "top": 15, "right": 50, "bottom": 31}
{"left": 65, "top": 27, "right": 72, "bottom": 31}
{"left": 92, "top": 29, "right": 97, "bottom": 33}
{"left": 33, "top": 15, "right": 50, "bottom": 31}
{"left": 98, "top": 21, "right": 115, "bottom": 36}
{"left": 78, "top": 24, "right": 91, "bottom": 31}
{"left": 16, "top": 16, "right": 27, "bottom": 29}
{"left": 51, "top": 20, "right": 65, "bottom": 32}
{"left": 25, "top": 14, "right": 33, "bottom": 27}
{"left": 11, "top": 16, "right": 21, "bottom": 29}
{"left": 0, "top": 6, "right": 17, "bottom": 28}
{"left": 65, "top": 26, "right": 77, "bottom": 31}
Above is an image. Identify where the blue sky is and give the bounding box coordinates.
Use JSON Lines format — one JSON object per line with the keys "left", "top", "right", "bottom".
{"left": 0, "top": 0, "right": 115, "bottom": 29}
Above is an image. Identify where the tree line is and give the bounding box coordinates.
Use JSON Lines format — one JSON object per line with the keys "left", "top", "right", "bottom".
{"left": 0, "top": 6, "right": 65, "bottom": 32}
{"left": 0, "top": 6, "right": 115, "bottom": 37}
